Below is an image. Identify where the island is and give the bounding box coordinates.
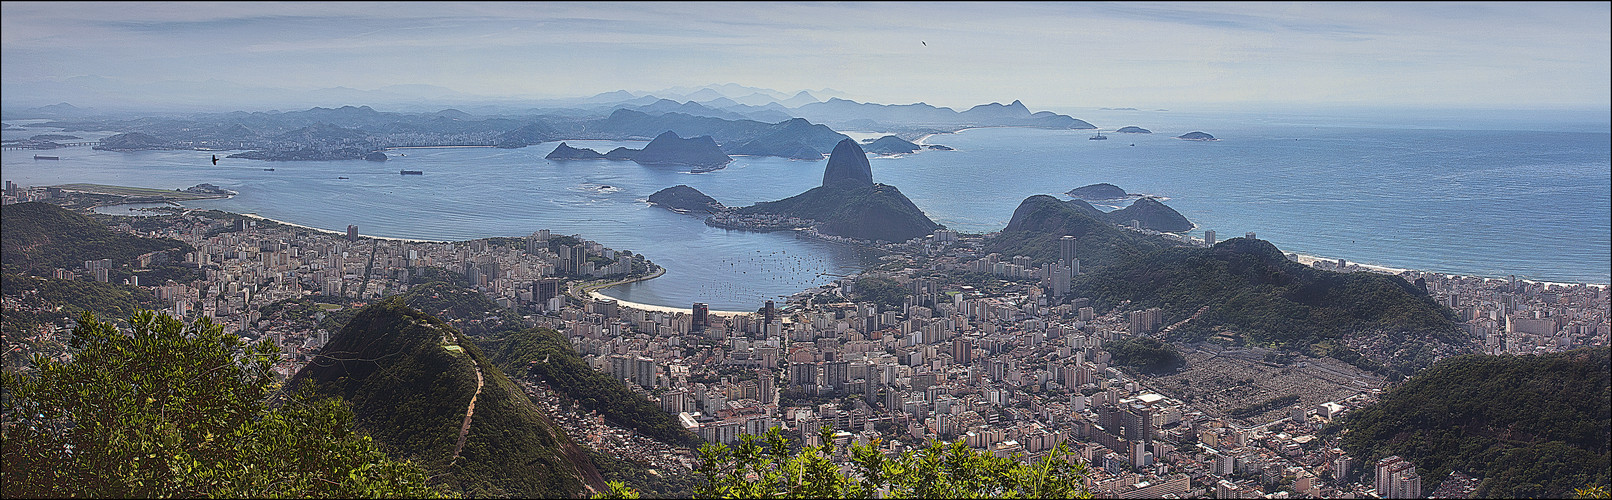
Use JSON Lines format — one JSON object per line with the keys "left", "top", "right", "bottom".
{"left": 92, "top": 132, "right": 167, "bottom": 151}
{"left": 862, "top": 135, "right": 922, "bottom": 155}
{"left": 925, "top": 144, "right": 953, "bottom": 151}
{"left": 647, "top": 185, "right": 726, "bottom": 214}
{"left": 1177, "top": 131, "right": 1217, "bottom": 141}
{"left": 1115, "top": 126, "right": 1152, "bottom": 134}
{"left": 545, "top": 142, "right": 608, "bottom": 160}
{"left": 596, "top": 131, "right": 732, "bottom": 171}
{"left": 1066, "top": 183, "right": 1129, "bottom": 200}
{"left": 713, "top": 138, "right": 939, "bottom": 242}
{"left": 363, "top": 151, "right": 388, "bottom": 162}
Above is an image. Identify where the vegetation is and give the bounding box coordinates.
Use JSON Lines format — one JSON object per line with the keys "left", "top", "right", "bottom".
{"left": 982, "top": 195, "right": 1168, "bottom": 270}
{"left": 398, "top": 280, "right": 525, "bottom": 336}
{"left": 588, "top": 449, "right": 698, "bottom": 498}
{"left": 1072, "top": 237, "right": 1465, "bottom": 374}
{"left": 1103, "top": 337, "right": 1186, "bottom": 375}
{"left": 1, "top": 201, "right": 192, "bottom": 275}
{"left": 480, "top": 326, "right": 702, "bottom": 447}
{"left": 1335, "top": 347, "right": 1610, "bottom": 498}
{"left": 852, "top": 276, "right": 911, "bottom": 310}
{"left": 692, "top": 426, "right": 1091, "bottom": 498}
{"left": 738, "top": 183, "right": 939, "bottom": 243}
{"left": 1, "top": 310, "right": 444, "bottom": 498}
{"left": 290, "top": 297, "right": 598, "bottom": 497}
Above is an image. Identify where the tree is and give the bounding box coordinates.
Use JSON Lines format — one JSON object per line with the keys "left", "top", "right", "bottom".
{"left": 693, "top": 426, "right": 1091, "bottom": 499}
{"left": 1, "top": 310, "right": 447, "bottom": 498}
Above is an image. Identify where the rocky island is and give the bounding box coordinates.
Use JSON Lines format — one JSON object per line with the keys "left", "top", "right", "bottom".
{"left": 862, "top": 135, "right": 922, "bottom": 155}
{"left": 545, "top": 142, "right": 608, "bottom": 160}
{"left": 714, "top": 139, "right": 939, "bottom": 242}
{"left": 1066, "top": 183, "right": 1130, "bottom": 200}
{"left": 1115, "top": 126, "right": 1152, "bottom": 134}
{"left": 597, "top": 131, "right": 732, "bottom": 171}
{"left": 1177, "top": 131, "right": 1217, "bottom": 141}
{"left": 647, "top": 185, "right": 726, "bottom": 214}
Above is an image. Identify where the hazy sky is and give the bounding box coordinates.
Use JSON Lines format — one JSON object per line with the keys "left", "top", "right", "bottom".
{"left": 4, "top": 1, "right": 1608, "bottom": 110}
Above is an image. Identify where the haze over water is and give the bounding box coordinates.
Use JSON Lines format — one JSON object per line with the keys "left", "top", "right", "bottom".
{"left": 3, "top": 109, "right": 1607, "bottom": 310}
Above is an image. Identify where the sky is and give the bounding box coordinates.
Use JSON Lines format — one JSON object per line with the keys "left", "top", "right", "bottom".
{"left": 3, "top": 1, "right": 1609, "bottom": 112}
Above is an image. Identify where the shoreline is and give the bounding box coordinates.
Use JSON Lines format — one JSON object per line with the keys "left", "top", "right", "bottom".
{"left": 236, "top": 213, "right": 451, "bottom": 244}
{"left": 1285, "top": 251, "right": 1607, "bottom": 289}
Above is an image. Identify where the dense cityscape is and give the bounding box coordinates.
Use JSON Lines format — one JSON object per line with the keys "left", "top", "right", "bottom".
{"left": 4, "top": 180, "right": 1605, "bottom": 499}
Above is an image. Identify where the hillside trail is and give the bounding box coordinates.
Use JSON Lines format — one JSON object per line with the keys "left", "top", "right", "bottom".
{"left": 451, "top": 360, "right": 485, "bottom": 461}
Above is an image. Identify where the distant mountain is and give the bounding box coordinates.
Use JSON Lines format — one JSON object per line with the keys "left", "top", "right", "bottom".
{"left": 1066, "top": 183, "right": 1129, "bottom": 200}
{"left": 1337, "top": 347, "right": 1611, "bottom": 498}
{"left": 1177, "top": 131, "right": 1217, "bottom": 141}
{"left": 93, "top": 132, "right": 168, "bottom": 151}
{"left": 863, "top": 135, "right": 921, "bottom": 155}
{"left": 289, "top": 298, "right": 604, "bottom": 497}
{"left": 791, "top": 98, "right": 1095, "bottom": 130}
{"left": 1104, "top": 197, "right": 1193, "bottom": 233}
{"left": 1, "top": 202, "right": 192, "bottom": 275}
{"left": 737, "top": 139, "right": 937, "bottom": 242}
{"left": 648, "top": 185, "right": 725, "bottom": 213}
{"left": 582, "top": 109, "right": 847, "bottom": 160}
{"left": 496, "top": 122, "right": 560, "bottom": 148}
{"left": 545, "top": 142, "right": 607, "bottom": 160}
{"left": 779, "top": 90, "right": 822, "bottom": 108}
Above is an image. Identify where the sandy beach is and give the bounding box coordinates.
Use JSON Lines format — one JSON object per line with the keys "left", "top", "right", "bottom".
{"left": 237, "top": 213, "right": 449, "bottom": 244}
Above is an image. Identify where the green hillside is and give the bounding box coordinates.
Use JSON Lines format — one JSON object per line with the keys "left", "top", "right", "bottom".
{"left": 1, "top": 202, "right": 191, "bottom": 275}
{"left": 1072, "top": 237, "right": 1466, "bottom": 374}
{"left": 1336, "top": 347, "right": 1610, "bottom": 498}
{"left": 290, "top": 297, "right": 603, "bottom": 497}
{"left": 480, "top": 326, "right": 703, "bottom": 448}
{"left": 982, "top": 194, "right": 1170, "bottom": 269}
{"left": 738, "top": 183, "right": 939, "bottom": 243}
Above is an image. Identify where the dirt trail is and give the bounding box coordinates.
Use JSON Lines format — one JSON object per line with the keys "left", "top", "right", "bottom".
{"left": 451, "top": 362, "right": 484, "bottom": 460}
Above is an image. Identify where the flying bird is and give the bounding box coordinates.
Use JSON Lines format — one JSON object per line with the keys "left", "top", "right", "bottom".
{"left": 921, "top": 41, "right": 926, "bottom": 46}
{"left": 211, "top": 155, "right": 219, "bottom": 165}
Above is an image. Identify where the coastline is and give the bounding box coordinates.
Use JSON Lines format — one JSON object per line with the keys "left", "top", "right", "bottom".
{"left": 236, "top": 213, "right": 450, "bottom": 244}
{"left": 1286, "top": 251, "right": 1608, "bottom": 289}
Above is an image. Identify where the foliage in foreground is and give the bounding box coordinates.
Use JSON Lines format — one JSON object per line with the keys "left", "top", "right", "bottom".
{"left": 686, "top": 426, "right": 1090, "bottom": 499}
{"left": 0, "top": 310, "right": 445, "bottom": 498}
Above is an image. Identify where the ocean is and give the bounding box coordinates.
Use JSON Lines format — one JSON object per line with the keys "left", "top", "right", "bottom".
{"left": 3, "top": 108, "right": 1607, "bottom": 310}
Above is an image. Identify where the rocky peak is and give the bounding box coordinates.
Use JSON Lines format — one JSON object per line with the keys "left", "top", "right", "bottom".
{"left": 821, "top": 138, "right": 874, "bottom": 188}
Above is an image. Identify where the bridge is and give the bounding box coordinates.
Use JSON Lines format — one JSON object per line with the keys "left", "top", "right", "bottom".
{"left": 1, "top": 140, "right": 103, "bottom": 150}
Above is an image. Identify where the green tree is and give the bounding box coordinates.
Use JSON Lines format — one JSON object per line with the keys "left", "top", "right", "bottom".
{"left": 1, "top": 310, "right": 446, "bottom": 498}
{"left": 693, "top": 426, "right": 1090, "bottom": 499}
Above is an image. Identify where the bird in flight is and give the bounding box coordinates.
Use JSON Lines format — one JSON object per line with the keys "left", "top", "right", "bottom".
{"left": 921, "top": 41, "right": 927, "bottom": 46}
{"left": 212, "top": 155, "right": 219, "bottom": 165}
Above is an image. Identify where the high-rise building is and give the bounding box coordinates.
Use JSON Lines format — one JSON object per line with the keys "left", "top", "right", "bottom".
{"left": 763, "top": 300, "right": 777, "bottom": 325}
{"left": 1375, "top": 456, "right": 1421, "bottom": 499}
{"left": 1059, "top": 235, "right": 1077, "bottom": 266}
{"left": 692, "top": 302, "right": 709, "bottom": 332}
{"left": 1246, "top": 232, "right": 1257, "bottom": 240}
{"left": 535, "top": 277, "right": 563, "bottom": 308}
{"left": 346, "top": 225, "right": 358, "bottom": 242}
{"left": 1204, "top": 229, "right": 1216, "bottom": 247}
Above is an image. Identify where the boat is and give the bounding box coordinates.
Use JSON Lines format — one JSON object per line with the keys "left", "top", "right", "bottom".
{"left": 337, "top": 176, "right": 349, "bottom": 179}
{"left": 263, "top": 168, "right": 275, "bottom": 171}
{"left": 1089, "top": 131, "right": 1107, "bottom": 140}
{"left": 400, "top": 170, "right": 423, "bottom": 175}
{"left": 33, "top": 155, "right": 59, "bottom": 160}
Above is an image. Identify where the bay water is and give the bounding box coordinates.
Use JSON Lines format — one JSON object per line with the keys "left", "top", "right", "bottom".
{"left": 3, "top": 108, "right": 1606, "bottom": 311}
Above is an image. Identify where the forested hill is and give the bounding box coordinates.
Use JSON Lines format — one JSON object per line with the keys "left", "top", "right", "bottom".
{"left": 982, "top": 194, "right": 1171, "bottom": 269}
{"left": 289, "top": 297, "right": 603, "bottom": 497}
{"left": 1336, "top": 347, "right": 1610, "bottom": 498}
{"left": 1071, "top": 237, "right": 1469, "bottom": 374}
{"left": 479, "top": 326, "right": 703, "bottom": 447}
{"left": 1, "top": 201, "right": 191, "bottom": 275}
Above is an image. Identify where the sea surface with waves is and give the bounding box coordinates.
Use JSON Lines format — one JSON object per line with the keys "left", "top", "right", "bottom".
{"left": 3, "top": 107, "right": 1607, "bottom": 310}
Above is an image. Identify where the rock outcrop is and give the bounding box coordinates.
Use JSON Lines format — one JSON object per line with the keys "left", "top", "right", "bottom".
{"left": 821, "top": 138, "right": 874, "bottom": 188}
